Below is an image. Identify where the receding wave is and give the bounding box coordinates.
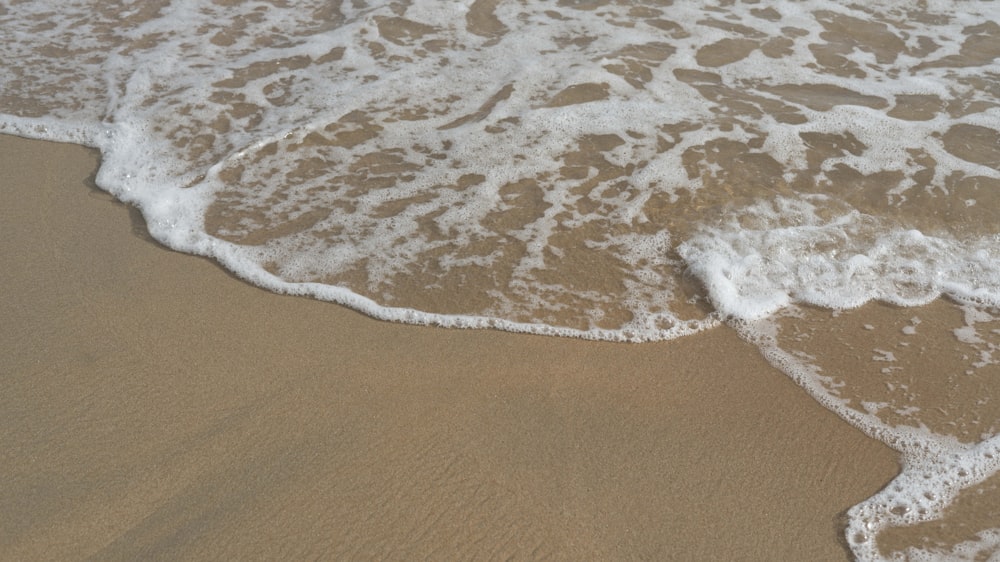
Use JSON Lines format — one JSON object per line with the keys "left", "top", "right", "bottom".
{"left": 2, "top": 1, "right": 1000, "bottom": 559}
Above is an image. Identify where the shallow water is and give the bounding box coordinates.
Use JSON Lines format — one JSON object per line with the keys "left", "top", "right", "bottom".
{"left": 2, "top": 1, "right": 1000, "bottom": 559}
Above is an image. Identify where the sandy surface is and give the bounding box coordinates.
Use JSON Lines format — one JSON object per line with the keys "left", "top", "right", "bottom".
{"left": 1, "top": 134, "right": 899, "bottom": 560}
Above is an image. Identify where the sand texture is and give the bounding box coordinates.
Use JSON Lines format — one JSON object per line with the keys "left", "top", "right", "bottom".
{"left": 1, "top": 134, "right": 899, "bottom": 560}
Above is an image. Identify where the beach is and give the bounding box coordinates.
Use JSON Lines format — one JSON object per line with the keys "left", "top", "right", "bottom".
{"left": 0, "top": 134, "right": 902, "bottom": 559}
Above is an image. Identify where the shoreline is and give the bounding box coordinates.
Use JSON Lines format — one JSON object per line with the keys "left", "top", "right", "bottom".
{"left": 1, "top": 134, "right": 899, "bottom": 559}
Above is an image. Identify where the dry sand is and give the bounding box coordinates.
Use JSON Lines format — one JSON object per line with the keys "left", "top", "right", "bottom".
{"left": 1, "top": 134, "right": 899, "bottom": 560}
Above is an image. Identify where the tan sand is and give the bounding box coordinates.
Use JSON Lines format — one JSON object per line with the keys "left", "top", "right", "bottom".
{"left": 1, "top": 134, "right": 899, "bottom": 560}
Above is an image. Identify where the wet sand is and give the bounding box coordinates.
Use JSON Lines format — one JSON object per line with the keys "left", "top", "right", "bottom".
{"left": 1, "top": 134, "right": 899, "bottom": 560}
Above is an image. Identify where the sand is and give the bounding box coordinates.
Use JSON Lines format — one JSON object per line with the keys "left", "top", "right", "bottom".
{"left": 1, "top": 134, "right": 900, "bottom": 560}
